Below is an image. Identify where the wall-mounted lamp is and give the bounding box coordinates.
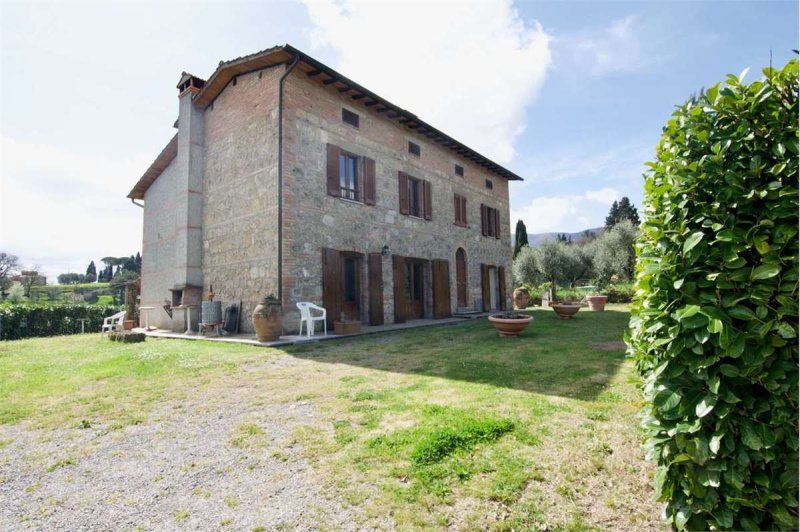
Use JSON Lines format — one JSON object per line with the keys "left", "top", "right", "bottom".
{"left": 381, "top": 245, "right": 390, "bottom": 257}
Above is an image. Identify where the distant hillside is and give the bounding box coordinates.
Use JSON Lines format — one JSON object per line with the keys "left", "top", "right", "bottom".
{"left": 525, "top": 227, "right": 604, "bottom": 246}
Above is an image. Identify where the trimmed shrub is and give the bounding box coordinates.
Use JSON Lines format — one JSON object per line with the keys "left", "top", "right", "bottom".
{"left": 0, "top": 303, "right": 123, "bottom": 340}
{"left": 107, "top": 331, "right": 146, "bottom": 343}
{"left": 628, "top": 61, "right": 798, "bottom": 530}
{"left": 604, "top": 283, "right": 634, "bottom": 303}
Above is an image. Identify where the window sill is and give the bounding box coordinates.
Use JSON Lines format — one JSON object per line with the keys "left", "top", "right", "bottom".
{"left": 336, "top": 196, "right": 365, "bottom": 206}
{"left": 403, "top": 214, "right": 428, "bottom": 221}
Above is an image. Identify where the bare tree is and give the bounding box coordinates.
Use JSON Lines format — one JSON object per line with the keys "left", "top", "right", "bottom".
{"left": 0, "top": 252, "right": 20, "bottom": 292}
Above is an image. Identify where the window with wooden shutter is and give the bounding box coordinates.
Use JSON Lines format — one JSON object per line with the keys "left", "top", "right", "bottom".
{"left": 326, "top": 144, "right": 341, "bottom": 197}
{"left": 398, "top": 172, "right": 409, "bottom": 215}
{"left": 423, "top": 180, "right": 432, "bottom": 220}
{"left": 481, "top": 204, "right": 500, "bottom": 238}
{"left": 326, "top": 144, "right": 375, "bottom": 206}
{"left": 363, "top": 157, "right": 376, "bottom": 205}
{"left": 399, "top": 173, "right": 431, "bottom": 220}
{"left": 454, "top": 194, "right": 467, "bottom": 227}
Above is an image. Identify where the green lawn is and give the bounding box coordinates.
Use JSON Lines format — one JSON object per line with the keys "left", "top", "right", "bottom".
{"left": 0, "top": 305, "right": 663, "bottom": 530}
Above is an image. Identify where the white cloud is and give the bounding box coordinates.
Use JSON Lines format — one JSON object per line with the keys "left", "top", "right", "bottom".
{"left": 301, "top": 0, "right": 551, "bottom": 164}
{"left": 511, "top": 187, "right": 620, "bottom": 234}
{"left": 561, "top": 15, "right": 646, "bottom": 76}
{"left": 0, "top": 134, "right": 152, "bottom": 281}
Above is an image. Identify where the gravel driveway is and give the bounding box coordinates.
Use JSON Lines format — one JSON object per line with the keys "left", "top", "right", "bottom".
{"left": 0, "top": 375, "right": 366, "bottom": 531}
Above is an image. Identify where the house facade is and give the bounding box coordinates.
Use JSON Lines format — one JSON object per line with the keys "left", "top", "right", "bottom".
{"left": 128, "top": 45, "right": 522, "bottom": 333}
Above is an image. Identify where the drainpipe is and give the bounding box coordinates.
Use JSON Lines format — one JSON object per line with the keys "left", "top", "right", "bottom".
{"left": 130, "top": 198, "right": 144, "bottom": 208}
{"left": 277, "top": 54, "right": 300, "bottom": 303}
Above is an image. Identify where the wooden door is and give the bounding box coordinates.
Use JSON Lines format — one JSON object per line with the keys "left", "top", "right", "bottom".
{"left": 368, "top": 253, "right": 384, "bottom": 325}
{"left": 392, "top": 255, "right": 406, "bottom": 323}
{"left": 432, "top": 259, "right": 451, "bottom": 319}
{"left": 341, "top": 253, "right": 361, "bottom": 322}
{"left": 404, "top": 260, "right": 425, "bottom": 320}
{"left": 456, "top": 248, "right": 467, "bottom": 308}
{"left": 322, "top": 248, "right": 342, "bottom": 328}
{"left": 480, "top": 263, "right": 491, "bottom": 312}
{"left": 498, "top": 266, "right": 507, "bottom": 311}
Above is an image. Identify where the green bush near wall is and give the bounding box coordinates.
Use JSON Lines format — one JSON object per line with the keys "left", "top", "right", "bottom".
{"left": 628, "top": 60, "right": 798, "bottom": 530}
{"left": 0, "top": 303, "right": 124, "bottom": 340}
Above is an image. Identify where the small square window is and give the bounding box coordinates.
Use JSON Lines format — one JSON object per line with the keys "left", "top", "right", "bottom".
{"left": 408, "top": 141, "right": 421, "bottom": 157}
{"left": 485, "top": 179, "right": 493, "bottom": 190}
{"left": 342, "top": 108, "right": 359, "bottom": 128}
{"left": 455, "top": 164, "right": 464, "bottom": 176}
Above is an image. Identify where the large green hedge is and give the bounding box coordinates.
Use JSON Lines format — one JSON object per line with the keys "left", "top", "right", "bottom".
{"left": 628, "top": 60, "right": 798, "bottom": 530}
{"left": 0, "top": 303, "right": 123, "bottom": 340}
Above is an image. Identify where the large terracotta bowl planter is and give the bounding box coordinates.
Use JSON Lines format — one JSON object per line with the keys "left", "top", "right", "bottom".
{"left": 551, "top": 304, "right": 581, "bottom": 320}
{"left": 586, "top": 295, "right": 608, "bottom": 311}
{"left": 488, "top": 314, "right": 533, "bottom": 337}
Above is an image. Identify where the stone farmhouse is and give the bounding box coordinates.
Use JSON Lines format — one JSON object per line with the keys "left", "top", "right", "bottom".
{"left": 128, "top": 45, "right": 523, "bottom": 333}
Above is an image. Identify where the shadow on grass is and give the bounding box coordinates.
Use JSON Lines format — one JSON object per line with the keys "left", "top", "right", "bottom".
{"left": 283, "top": 306, "right": 631, "bottom": 401}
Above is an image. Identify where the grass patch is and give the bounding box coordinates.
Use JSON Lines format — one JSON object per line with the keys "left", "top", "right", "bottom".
{"left": 410, "top": 417, "right": 514, "bottom": 465}
{"left": 230, "top": 423, "right": 265, "bottom": 448}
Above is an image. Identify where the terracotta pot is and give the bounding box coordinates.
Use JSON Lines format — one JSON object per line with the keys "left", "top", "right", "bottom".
{"left": 551, "top": 304, "right": 581, "bottom": 320}
{"left": 488, "top": 314, "right": 533, "bottom": 337}
{"left": 252, "top": 295, "right": 283, "bottom": 342}
{"left": 122, "top": 320, "right": 134, "bottom": 331}
{"left": 586, "top": 295, "right": 608, "bottom": 312}
{"left": 253, "top": 314, "right": 282, "bottom": 341}
{"left": 512, "top": 288, "right": 530, "bottom": 310}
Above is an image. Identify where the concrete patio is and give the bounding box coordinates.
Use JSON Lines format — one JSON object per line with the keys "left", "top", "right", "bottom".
{"left": 137, "top": 313, "right": 490, "bottom": 347}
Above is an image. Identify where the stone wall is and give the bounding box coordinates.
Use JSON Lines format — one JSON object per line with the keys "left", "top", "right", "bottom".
{"left": 141, "top": 157, "right": 179, "bottom": 329}
{"left": 281, "top": 70, "right": 513, "bottom": 329}
{"left": 202, "top": 66, "right": 283, "bottom": 332}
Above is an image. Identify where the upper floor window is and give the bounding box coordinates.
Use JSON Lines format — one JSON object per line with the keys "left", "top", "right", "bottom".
{"left": 455, "top": 164, "right": 464, "bottom": 177}
{"left": 408, "top": 141, "right": 421, "bottom": 157}
{"left": 398, "top": 172, "right": 431, "bottom": 220}
{"left": 326, "top": 143, "right": 376, "bottom": 205}
{"left": 339, "top": 152, "right": 359, "bottom": 200}
{"left": 454, "top": 193, "right": 467, "bottom": 227}
{"left": 481, "top": 204, "right": 500, "bottom": 239}
{"left": 485, "top": 179, "right": 493, "bottom": 190}
{"left": 342, "top": 108, "right": 359, "bottom": 128}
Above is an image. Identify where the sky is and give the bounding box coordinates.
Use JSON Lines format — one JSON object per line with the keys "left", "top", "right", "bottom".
{"left": 1, "top": 0, "right": 797, "bottom": 282}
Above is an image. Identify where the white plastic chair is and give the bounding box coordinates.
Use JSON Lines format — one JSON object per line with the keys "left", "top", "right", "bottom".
{"left": 296, "top": 302, "right": 327, "bottom": 337}
{"left": 101, "top": 311, "right": 126, "bottom": 336}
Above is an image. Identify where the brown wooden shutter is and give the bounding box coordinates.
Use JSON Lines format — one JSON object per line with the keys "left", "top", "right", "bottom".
{"left": 322, "top": 248, "right": 342, "bottom": 328}
{"left": 494, "top": 208, "right": 500, "bottom": 239}
{"left": 363, "top": 157, "right": 376, "bottom": 205}
{"left": 423, "top": 180, "right": 432, "bottom": 220}
{"left": 498, "top": 266, "right": 507, "bottom": 310}
{"left": 398, "top": 172, "right": 409, "bottom": 215}
{"left": 392, "top": 255, "right": 406, "bottom": 323}
{"left": 368, "top": 253, "right": 384, "bottom": 325}
{"left": 481, "top": 263, "right": 491, "bottom": 311}
{"left": 461, "top": 196, "right": 467, "bottom": 226}
{"left": 453, "top": 194, "right": 459, "bottom": 225}
{"left": 432, "top": 259, "right": 451, "bottom": 319}
{"left": 481, "top": 204, "right": 488, "bottom": 236}
{"left": 326, "top": 144, "right": 341, "bottom": 197}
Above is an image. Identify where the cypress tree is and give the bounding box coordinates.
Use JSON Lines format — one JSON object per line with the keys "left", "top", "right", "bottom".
{"left": 513, "top": 220, "right": 529, "bottom": 258}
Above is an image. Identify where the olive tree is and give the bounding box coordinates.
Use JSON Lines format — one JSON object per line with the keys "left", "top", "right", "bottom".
{"left": 587, "top": 220, "right": 638, "bottom": 283}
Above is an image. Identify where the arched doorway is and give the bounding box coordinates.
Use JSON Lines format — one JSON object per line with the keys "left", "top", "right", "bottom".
{"left": 456, "top": 248, "right": 467, "bottom": 308}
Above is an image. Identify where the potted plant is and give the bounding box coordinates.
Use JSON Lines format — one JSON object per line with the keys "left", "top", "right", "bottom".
{"left": 488, "top": 310, "right": 534, "bottom": 337}
{"left": 512, "top": 286, "right": 530, "bottom": 310}
{"left": 252, "top": 294, "right": 283, "bottom": 341}
{"left": 586, "top": 292, "right": 608, "bottom": 311}
{"left": 551, "top": 299, "right": 582, "bottom": 319}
